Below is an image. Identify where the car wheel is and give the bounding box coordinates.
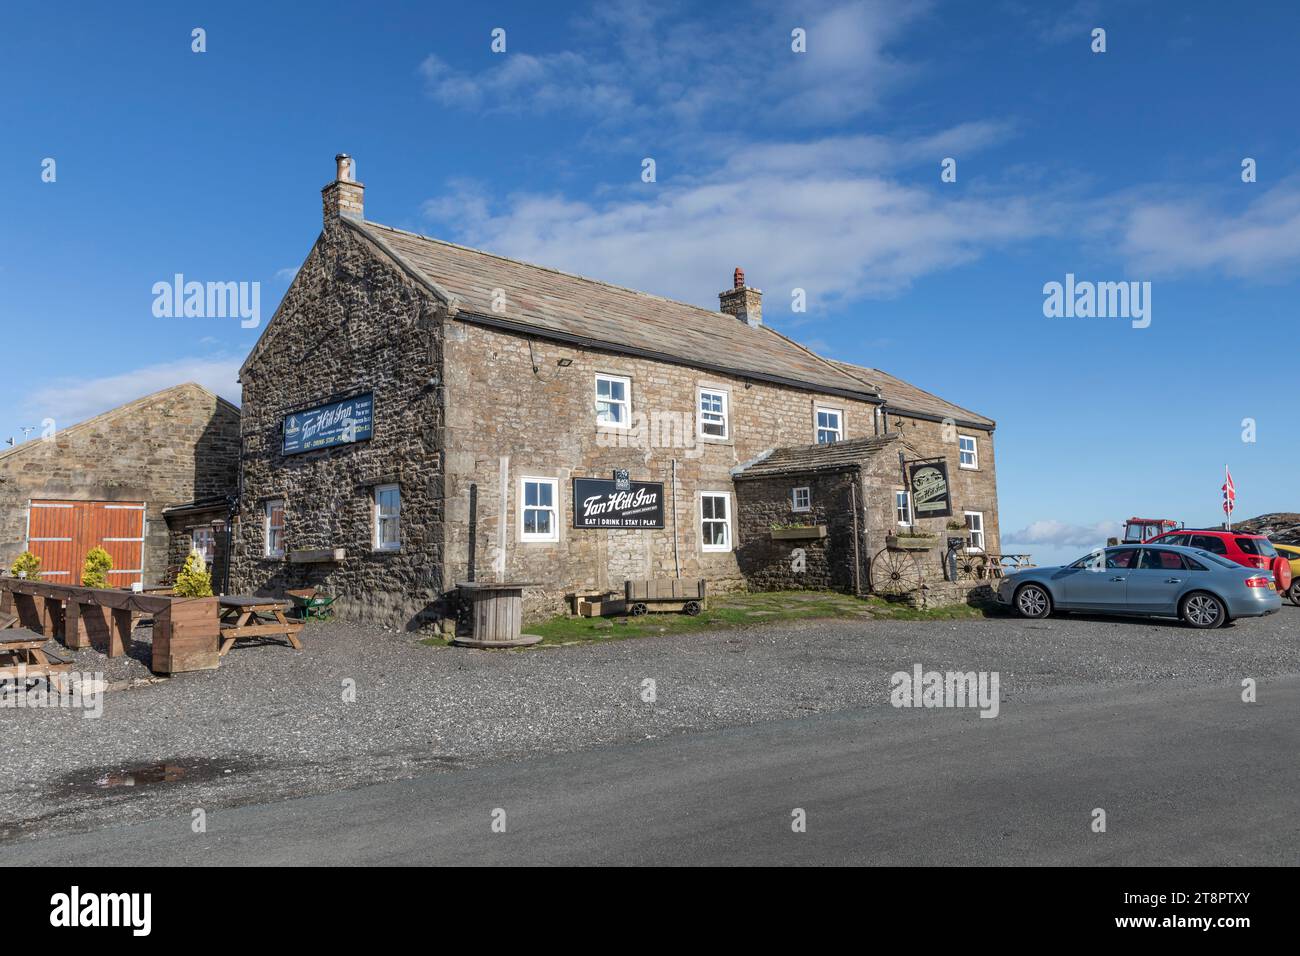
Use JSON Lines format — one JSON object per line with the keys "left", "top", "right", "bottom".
{"left": 1289, "top": 581, "right": 1300, "bottom": 607}
{"left": 1014, "top": 583, "right": 1052, "bottom": 619}
{"left": 1180, "top": 592, "right": 1226, "bottom": 629}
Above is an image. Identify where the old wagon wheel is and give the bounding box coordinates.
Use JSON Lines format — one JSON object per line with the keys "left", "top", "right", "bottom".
{"left": 682, "top": 600, "right": 702, "bottom": 616}
{"left": 629, "top": 603, "right": 649, "bottom": 616}
{"left": 953, "top": 552, "right": 982, "bottom": 582}
{"left": 870, "top": 548, "right": 923, "bottom": 597}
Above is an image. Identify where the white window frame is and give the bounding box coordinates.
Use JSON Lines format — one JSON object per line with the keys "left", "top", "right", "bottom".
{"left": 373, "top": 483, "right": 401, "bottom": 552}
{"left": 964, "top": 511, "right": 985, "bottom": 552}
{"left": 959, "top": 434, "right": 979, "bottom": 470}
{"left": 792, "top": 487, "right": 811, "bottom": 513}
{"left": 595, "top": 373, "right": 632, "bottom": 430}
{"left": 697, "top": 387, "right": 730, "bottom": 441}
{"left": 895, "top": 490, "right": 912, "bottom": 527}
{"left": 264, "top": 499, "right": 285, "bottom": 558}
{"left": 520, "top": 476, "right": 560, "bottom": 543}
{"left": 191, "top": 526, "right": 216, "bottom": 564}
{"left": 700, "top": 492, "right": 733, "bottom": 553}
{"left": 814, "top": 405, "right": 843, "bottom": 444}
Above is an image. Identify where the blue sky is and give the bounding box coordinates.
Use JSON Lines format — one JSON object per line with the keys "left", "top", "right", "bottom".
{"left": 4, "top": 0, "right": 1299, "bottom": 567}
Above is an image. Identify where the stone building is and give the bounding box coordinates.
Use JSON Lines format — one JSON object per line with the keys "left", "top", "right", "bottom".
{"left": 231, "top": 155, "right": 1001, "bottom": 627}
{"left": 0, "top": 383, "right": 240, "bottom": 588}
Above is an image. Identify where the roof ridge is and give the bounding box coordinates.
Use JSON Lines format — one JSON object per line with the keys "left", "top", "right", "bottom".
{"left": 830, "top": 359, "right": 993, "bottom": 426}
{"left": 366, "top": 220, "right": 745, "bottom": 322}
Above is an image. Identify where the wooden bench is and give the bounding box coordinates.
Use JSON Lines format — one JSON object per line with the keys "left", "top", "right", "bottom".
{"left": 218, "top": 597, "right": 304, "bottom": 656}
{"left": 0, "top": 627, "right": 72, "bottom": 682}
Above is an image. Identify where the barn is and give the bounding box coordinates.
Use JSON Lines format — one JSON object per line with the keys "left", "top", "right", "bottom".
{"left": 0, "top": 383, "right": 240, "bottom": 588}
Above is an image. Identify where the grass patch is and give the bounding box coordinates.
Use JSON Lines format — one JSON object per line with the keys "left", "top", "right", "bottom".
{"left": 422, "top": 590, "right": 989, "bottom": 648}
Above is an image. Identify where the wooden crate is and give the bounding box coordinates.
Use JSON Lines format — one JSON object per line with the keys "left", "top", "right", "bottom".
{"left": 625, "top": 579, "right": 707, "bottom": 601}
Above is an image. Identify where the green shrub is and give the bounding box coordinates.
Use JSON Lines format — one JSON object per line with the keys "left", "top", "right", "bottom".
{"left": 81, "top": 547, "right": 113, "bottom": 589}
{"left": 173, "top": 549, "right": 214, "bottom": 598}
{"left": 10, "top": 551, "right": 41, "bottom": 580}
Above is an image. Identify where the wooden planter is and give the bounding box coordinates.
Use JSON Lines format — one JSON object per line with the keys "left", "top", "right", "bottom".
{"left": 770, "top": 525, "right": 828, "bottom": 541}
{"left": 886, "top": 535, "right": 939, "bottom": 551}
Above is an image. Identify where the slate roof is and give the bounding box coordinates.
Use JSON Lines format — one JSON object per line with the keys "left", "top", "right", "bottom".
{"left": 354, "top": 220, "right": 877, "bottom": 400}
{"left": 732, "top": 434, "right": 901, "bottom": 479}
{"left": 828, "top": 360, "right": 994, "bottom": 429}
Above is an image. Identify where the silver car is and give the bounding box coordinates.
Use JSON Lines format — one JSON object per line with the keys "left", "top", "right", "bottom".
{"left": 996, "top": 544, "right": 1281, "bottom": 628}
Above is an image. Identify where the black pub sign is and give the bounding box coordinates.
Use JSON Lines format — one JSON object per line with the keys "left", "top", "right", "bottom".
{"left": 907, "top": 459, "right": 953, "bottom": 518}
{"left": 573, "top": 476, "right": 665, "bottom": 529}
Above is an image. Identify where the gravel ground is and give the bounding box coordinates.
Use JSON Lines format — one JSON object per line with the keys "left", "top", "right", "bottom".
{"left": 3, "top": 606, "right": 1299, "bottom": 845}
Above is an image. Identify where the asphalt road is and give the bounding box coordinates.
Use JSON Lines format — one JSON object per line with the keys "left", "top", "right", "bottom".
{"left": 6, "top": 674, "right": 1296, "bottom": 865}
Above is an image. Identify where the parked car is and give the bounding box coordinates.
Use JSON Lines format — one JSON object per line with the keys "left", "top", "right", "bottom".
{"left": 997, "top": 544, "right": 1281, "bottom": 628}
{"left": 1273, "top": 543, "right": 1300, "bottom": 605}
{"left": 1144, "top": 528, "right": 1293, "bottom": 591}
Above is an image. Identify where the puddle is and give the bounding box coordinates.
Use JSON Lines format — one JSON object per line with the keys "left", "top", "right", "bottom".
{"left": 52, "top": 757, "right": 258, "bottom": 797}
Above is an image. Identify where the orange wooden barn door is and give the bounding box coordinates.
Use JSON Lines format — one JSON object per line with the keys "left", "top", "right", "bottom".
{"left": 28, "top": 500, "right": 145, "bottom": 587}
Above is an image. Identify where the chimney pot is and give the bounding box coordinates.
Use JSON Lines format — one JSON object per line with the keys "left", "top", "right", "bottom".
{"left": 734, "top": 267, "right": 745, "bottom": 289}
{"left": 322, "top": 153, "right": 365, "bottom": 223}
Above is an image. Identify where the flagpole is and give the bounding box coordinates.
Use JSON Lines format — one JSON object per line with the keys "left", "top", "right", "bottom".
{"left": 1225, "top": 464, "right": 1232, "bottom": 532}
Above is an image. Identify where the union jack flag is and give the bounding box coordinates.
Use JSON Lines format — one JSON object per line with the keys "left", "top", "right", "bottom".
{"left": 1222, "top": 467, "right": 1236, "bottom": 515}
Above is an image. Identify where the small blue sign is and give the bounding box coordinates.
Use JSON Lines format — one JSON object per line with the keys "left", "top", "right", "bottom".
{"left": 282, "top": 393, "right": 374, "bottom": 455}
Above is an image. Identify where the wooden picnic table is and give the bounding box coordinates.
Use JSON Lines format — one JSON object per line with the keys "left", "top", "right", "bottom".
{"left": 0, "top": 627, "right": 72, "bottom": 682}
{"left": 218, "top": 596, "right": 304, "bottom": 657}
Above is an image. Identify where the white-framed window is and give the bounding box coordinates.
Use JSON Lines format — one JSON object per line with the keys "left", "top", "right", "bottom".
{"left": 595, "top": 373, "right": 631, "bottom": 428}
{"left": 964, "top": 511, "right": 985, "bottom": 552}
{"left": 895, "top": 490, "right": 912, "bottom": 526}
{"left": 959, "top": 434, "right": 979, "bottom": 469}
{"left": 698, "top": 388, "right": 729, "bottom": 439}
{"left": 264, "top": 499, "right": 285, "bottom": 558}
{"left": 374, "top": 484, "right": 401, "bottom": 551}
{"left": 701, "top": 493, "right": 732, "bottom": 552}
{"left": 521, "top": 477, "right": 559, "bottom": 542}
{"left": 792, "top": 487, "right": 811, "bottom": 512}
{"left": 191, "top": 526, "right": 216, "bottom": 564}
{"left": 815, "top": 406, "right": 843, "bottom": 444}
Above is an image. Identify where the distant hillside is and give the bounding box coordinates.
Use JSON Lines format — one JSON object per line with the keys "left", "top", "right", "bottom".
{"left": 1231, "top": 513, "right": 1300, "bottom": 545}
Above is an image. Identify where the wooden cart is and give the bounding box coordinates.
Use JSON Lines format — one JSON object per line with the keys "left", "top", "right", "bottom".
{"left": 624, "top": 579, "right": 707, "bottom": 616}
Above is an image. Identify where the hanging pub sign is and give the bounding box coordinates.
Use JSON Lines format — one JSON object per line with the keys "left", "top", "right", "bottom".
{"left": 282, "top": 392, "right": 374, "bottom": 455}
{"left": 907, "top": 458, "right": 953, "bottom": 518}
{"left": 573, "top": 476, "right": 665, "bottom": 529}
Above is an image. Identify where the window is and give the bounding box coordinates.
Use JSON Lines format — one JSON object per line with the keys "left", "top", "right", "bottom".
{"left": 191, "top": 526, "right": 216, "bottom": 564}
{"left": 521, "top": 477, "right": 559, "bottom": 542}
{"left": 815, "top": 406, "right": 843, "bottom": 444}
{"left": 1106, "top": 548, "right": 1139, "bottom": 569}
{"left": 701, "top": 493, "right": 732, "bottom": 552}
{"left": 792, "top": 487, "right": 811, "bottom": 512}
{"left": 1235, "top": 536, "right": 1278, "bottom": 558}
{"left": 1187, "top": 534, "right": 1228, "bottom": 555}
{"left": 264, "top": 500, "right": 285, "bottom": 558}
{"left": 699, "top": 388, "right": 729, "bottom": 439}
{"left": 595, "top": 374, "right": 631, "bottom": 428}
{"left": 895, "top": 490, "right": 912, "bottom": 526}
{"left": 374, "top": 484, "right": 400, "bottom": 551}
{"left": 964, "top": 511, "right": 985, "bottom": 552}
{"left": 959, "top": 434, "right": 978, "bottom": 469}
{"left": 1138, "top": 549, "right": 1184, "bottom": 570}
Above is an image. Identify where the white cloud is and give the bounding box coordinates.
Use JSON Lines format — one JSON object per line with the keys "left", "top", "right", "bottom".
{"left": 1003, "top": 519, "right": 1119, "bottom": 549}
{"left": 1119, "top": 178, "right": 1300, "bottom": 279}
{"left": 420, "top": 129, "right": 1045, "bottom": 315}
{"left": 419, "top": 0, "right": 929, "bottom": 127}
{"left": 25, "top": 355, "right": 242, "bottom": 427}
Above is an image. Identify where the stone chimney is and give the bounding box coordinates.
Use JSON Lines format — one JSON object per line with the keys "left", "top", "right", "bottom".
{"left": 322, "top": 153, "right": 365, "bottom": 222}
{"left": 719, "top": 267, "right": 762, "bottom": 328}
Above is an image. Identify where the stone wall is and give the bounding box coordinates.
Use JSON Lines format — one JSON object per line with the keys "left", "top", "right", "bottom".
{"left": 230, "top": 222, "right": 449, "bottom": 627}
{"left": 734, "top": 471, "right": 862, "bottom": 592}
{"left": 0, "top": 384, "right": 239, "bottom": 585}
{"left": 165, "top": 505, "right": 230, "bottom": 591}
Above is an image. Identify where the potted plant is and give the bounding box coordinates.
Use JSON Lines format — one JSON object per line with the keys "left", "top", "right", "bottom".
{"left": 10, "top": 551, "right": 40, "bottom": 581}
{"left": 81, "top": 547, "right": 113, "bottom": 589}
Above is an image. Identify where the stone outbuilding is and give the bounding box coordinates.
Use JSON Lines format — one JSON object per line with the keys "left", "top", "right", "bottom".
{"left": 231, "top": 155, "right": 1002, "bottom": 627}
{"left": 0, "top": 383, "right": 240, "bottom": 588}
